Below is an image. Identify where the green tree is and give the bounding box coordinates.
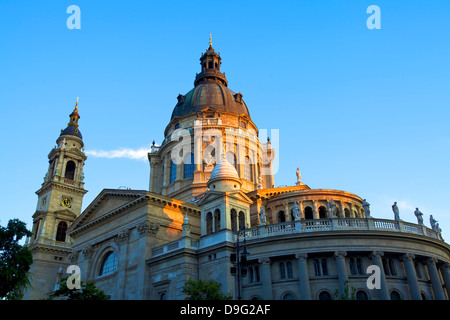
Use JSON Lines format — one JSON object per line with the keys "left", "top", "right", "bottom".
{"left": 48, "top": 276, "right": 109, "bottom": 300}
{"left": 0, "top": 219, "right": 33, "bottom": 299}
{"left": 182, "top": 279, "right": 233, "bottom": 300}
{"left": 334, "top": 280, "right": 356, "bottom": 300}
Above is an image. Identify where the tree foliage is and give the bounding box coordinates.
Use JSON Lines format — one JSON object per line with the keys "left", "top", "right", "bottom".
{"left": 0, "top": 219, "right": 33, "bottom": 299}
{"left": 182, "top": 279, "right": 233, "bottom": 300}
{"left": 48, "top": 276, "right": 109, "bottom": 300}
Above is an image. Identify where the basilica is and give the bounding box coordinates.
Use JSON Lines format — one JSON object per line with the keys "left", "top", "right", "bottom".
{"left": 24, "top": 42, "right": 450, "bottom": 300}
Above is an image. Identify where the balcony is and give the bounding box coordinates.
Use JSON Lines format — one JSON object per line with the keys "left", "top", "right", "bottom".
{"left": 237, "top": 218, "right": 443, "bottom": 242}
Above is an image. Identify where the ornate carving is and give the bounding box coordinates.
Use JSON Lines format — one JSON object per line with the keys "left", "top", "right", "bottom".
{"left": 334, "top": 251, "right": 347, "bottom": 259}
{"left": 82, "top": 244, "right": 94, "bottom": 259}
{"left": 137, "top": 221, "right": 160, "bottom": 237}
{"left": 258, "top": 257, "right": 271, "bottom": 265}
{"left": 116, "top": 229, "right": 130, "bottom": 243}
{"left": 68, "top": 251, "right": 79, "bottom": 264}
{"left": 400, "top": 253, "right": 415, "bottom": 262}
{"left": 295, "top": 253, "right": 308, "bottom": 261}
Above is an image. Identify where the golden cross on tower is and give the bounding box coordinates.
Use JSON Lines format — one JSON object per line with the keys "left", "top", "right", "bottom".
{"left": 209, "top": 33, "right": 212, "bottom": 47}
{"left": 75, "top": 97, "right": 79, "bottom": 109}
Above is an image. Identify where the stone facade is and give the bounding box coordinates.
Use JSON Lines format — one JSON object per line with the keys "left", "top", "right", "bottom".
{"left": 24, "top": 44, "right": 450, "bottom": 300}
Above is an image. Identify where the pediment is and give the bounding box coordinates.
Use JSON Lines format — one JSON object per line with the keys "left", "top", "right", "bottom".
{"left": 68, "top": 189, "right": 147, "bottom": 234}
{"left": 197, "top": 189, "right": 253, "bottom": 206}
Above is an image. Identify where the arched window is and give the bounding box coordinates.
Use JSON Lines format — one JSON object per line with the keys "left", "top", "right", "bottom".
{"left": 282, "top": 292, "right": 295, "bottom": 300}
{"left": 208, "top": 61, "right": 213, "bottom": 69}
{"left": 321, "top": 258, "right": 328, "bottom": 276}
{"left": 206, "top": 212, "right": 213, "bottom": 235}
{"left": 356, "top": 290, "right": 368, "bottom": 300}
{"left": 214, "top": 209, "right": 221, "bottom": 232}
{"left": 344, "top": 208, "right": 351, "bottom": 218}
{"left": 390, "top": 290, "right": 401, "bottom": 300}
{"left": 238, "top": 211, "right": 245, "bottom": 230}
{"left": 255, "top": 266, "right": 260, "bottom": 282}
{"left": 314, "top": 259, "right": 321, "bottom": 276}
{"left": 280, "top": 262, "right": 286, "bottom": 279}
{"left": 231, "top": 209, "right": 237, "bottom": 232}
{"left": 278, "top": 211, "right": 285, "bottom": 223}
{"left": 318, "top": 206, "right": 327, "bottom": 219}
{"left": 318, "top": 291, "right": 332, "bottom": 300}
{"left": 65, "top": 161, "right": 76, "bottom": 180}
{"left": 244, "top": 156, "right": 252, "bottom": 181}
{"left": 55, "top": 221, "right": 67, "bottom": 242}
{"left": 304, "top": 207, "right": 313, "bottom": 220}
{"left": 349, "top": 258, "right": 357, "bottom": 275}
{"left": 287, "top": 261, "right": 293, "bottom": 278}
{"left": 226, "top": 152, "right": 237, "bottom": 169}
{"left": 183, "top": 153, "right": 195, "bottom": 179}
{"left": 99, "top": 251, "right": 118, "bottom": 276}
{"left": 170, "top": 160, "right": 177, "bottom": 184}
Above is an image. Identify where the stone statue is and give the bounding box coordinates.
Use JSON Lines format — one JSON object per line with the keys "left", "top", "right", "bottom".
{"left": 435, "top": 222, "right": 442, "bottom": 235}
{"left": 362, "top": 199, "right": 371, "bottom": 217}
{"left": 430, "top": 215, "right": 437, "bottom": 231}
{"left": 80, "top": 170, "right": 85, "bottom": 182}
{"left": 292, "top": 202, "right": 301, "bottom": 221}
{"left": 392, "top": 202, "right": 400, "bottom": 221}
{"left": 414, "top": 208, "right": 423, "bottom": 225}
{"left": 329, "top": 199, "right": 336, "bottom": 218}
{"left": 257, "top": 174, "right": 263, "bottom": 190}
{"left": 259, "top": 207, "right": 266, "bottom": 226}
{"left": 296, "top": 168, "right": 303, "bottom": 185}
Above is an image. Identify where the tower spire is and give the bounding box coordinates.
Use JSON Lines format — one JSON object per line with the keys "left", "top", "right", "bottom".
{"left": 209, "top": 33, "right": 212, "bottom": 47}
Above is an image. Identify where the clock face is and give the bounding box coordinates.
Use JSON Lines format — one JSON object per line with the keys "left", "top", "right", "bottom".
{"left": 61, "top": 197, "right": 71, "bottom": 207}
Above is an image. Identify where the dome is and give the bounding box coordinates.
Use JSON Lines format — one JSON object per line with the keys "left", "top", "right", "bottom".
{"left": 208, "top": 155, "right": 242, "bottom": 191}
{"left": 171, "top": 82, "right": 251, "bottom": 120}
{"left": 60, "top": 125, "right": 83, "bottom": 139}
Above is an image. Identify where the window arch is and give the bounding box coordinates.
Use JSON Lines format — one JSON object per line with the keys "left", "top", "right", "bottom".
{"left": 278, "top": 211, "right": 286, "bottom": 223}
{"left": 214, "top": 209, "right": 221, "bottom": 232}
{"left": 280, "top": 262, "right": 286, "bottom": 279}
{"left": 206, "top": 212, "right": 213, "bottom": 235}
{"left": 99, "top": 251, "right": 118, "bottom": 276}
{"left": 244, "top": 156, "right": 253, "bottom": 181}
{"left": 390, "top": 290, "right": 402, "bottom": 300}
{"left": 318, "top": 290, "right": 332, "bottom": 300}
{"left": 170, "top": 160, "right": 177, "bottom": 184}
{"left": 183, "top": 153, "right": 195, "bottom": 179}
{"left": 304, "top": 206, "right": 313, "bottom": 220}
{"left": 238, "top": 211, "right": 245, "bottom": 230}
{"left": 231, "top": 209, "right": 237, "bottom": 232}
{"left": 55, "top": 221, "right": 67, "bottom": 242}
{"left": 318, "top": 206, "right": 327, "bottom": 219}
{"left": 65, "top": 161, "right": 76, "bottom": 180}
{"left": 226, "top": 152, "right": 237, "bottom": 169}
{"left": 282, "top": 292, "right": 295, "bottom": 300}
{"left": 355, "top": 290, "right": 369, "bottom": 300}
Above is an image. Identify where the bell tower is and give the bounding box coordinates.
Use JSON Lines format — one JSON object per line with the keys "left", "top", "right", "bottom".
{"left": 24, "top": 99, "right": 88, "bottom": 299}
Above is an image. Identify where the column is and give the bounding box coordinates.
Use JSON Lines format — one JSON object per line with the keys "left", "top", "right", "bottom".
{"left": 299, "top": 201, "right": 305, "bottom": 220}
{"left": 441, "top": 263, "right": 450, "bottom": 299}
{"left": 369, "top": 251, "right": 390, "bottom": 300}
{"left": 313, "top": 200, "right": 319, "bottom": 220}
{"left": 426, "top": 257, "right": 446, "bottom": 300}
{"left": 284, "top": 203, "right": 291, "bottom": 222}
{"left": 296, "top": 253, "right": 311, "bottom": 300}
{"left": 258, "top": 257, "right": 273, "bottom": 300}
{"left": 334, "top": 251, "right": 348, "bottom": 297}
{"left": 401, "top": 253, "right": 421, "bottom": 300}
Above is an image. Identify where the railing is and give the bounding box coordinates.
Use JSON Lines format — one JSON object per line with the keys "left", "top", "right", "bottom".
{"left": 152, "top": 237, "right": 199, "bottom": 258}
{"left": 151, "top": 218, "right": 443, "bottom": 259}
{"left": 237, "top": 218, "right": 442, "bottom": 242}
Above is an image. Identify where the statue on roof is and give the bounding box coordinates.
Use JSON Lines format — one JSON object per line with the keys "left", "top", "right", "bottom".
{"left": 414, "top": 208, "right": 423, "bottom": 225}
{"left": 392, "top": 202, "right": 400, "bottom": 221}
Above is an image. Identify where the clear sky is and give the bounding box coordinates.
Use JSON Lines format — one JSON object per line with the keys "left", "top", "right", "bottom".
{"left": 1, "top": 0, "right": 449, "bottom": 241}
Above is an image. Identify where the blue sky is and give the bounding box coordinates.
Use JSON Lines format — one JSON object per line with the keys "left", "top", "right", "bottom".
{"left": 0, "top": 0, "right": 449, "bottom": 241}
